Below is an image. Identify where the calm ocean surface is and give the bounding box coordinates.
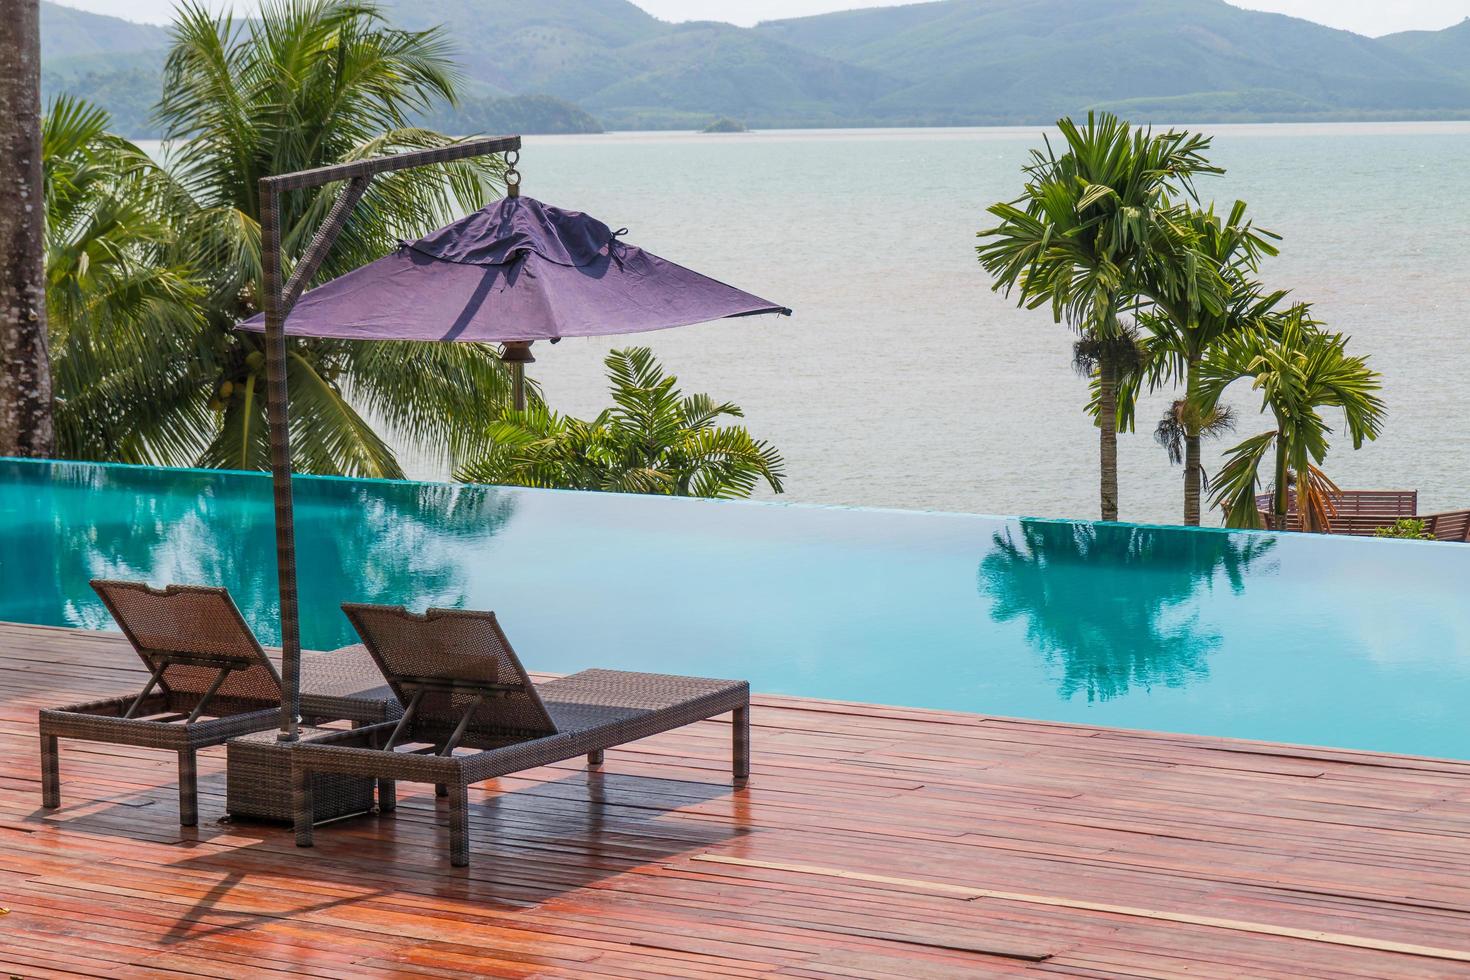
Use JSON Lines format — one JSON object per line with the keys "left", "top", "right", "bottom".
{"left": 157, "top": 123, "right": 1470, "bottom": 523}
{"left": 446, "top": 123, "right": 1470, "bottom": 524}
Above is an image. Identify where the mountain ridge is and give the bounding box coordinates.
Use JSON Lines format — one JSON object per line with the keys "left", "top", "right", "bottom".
{"left": 39, "top": 0, "right": 1470, "bottom": 136}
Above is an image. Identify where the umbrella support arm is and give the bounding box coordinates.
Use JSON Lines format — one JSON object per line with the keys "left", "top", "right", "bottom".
{"left": 257, "top": 135, "right": 523, "bottom": 743}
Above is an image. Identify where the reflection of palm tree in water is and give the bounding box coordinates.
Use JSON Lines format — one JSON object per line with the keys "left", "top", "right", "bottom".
{"left": 1, "top": 461, "right": 516, "bottom": 648}
{"left": 978, "top": 519, "right": 1275, "bottom": 702}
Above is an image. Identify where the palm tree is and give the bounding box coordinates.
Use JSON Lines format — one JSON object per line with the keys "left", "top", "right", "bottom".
{"left": 1203, "top": 307, "right": 1386, "bottom": 530}
{"left": 1133, "top": 201, "right": 1283, "bottom": 525}
{"left": 978, "top": 112, "right": 1224, "bottom": 521}
{"left": 0, "top": 0, "right": 55, "bottom": 458}
{"left": 456, "top": 347, "right": 785, "bottom": 499}
{"left": 1152, "top": 398, "right": 1235, "bottom": 503}
{"left": 43, "top": 96, "right": 208, "bottom": 464}
{"left": 131, "top": 0, "right": 510, "bottom": 476}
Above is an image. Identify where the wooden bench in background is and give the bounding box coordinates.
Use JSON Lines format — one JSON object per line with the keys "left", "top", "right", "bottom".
{"left": 1250, "top": 489, "right": 1469, "bottom": 541}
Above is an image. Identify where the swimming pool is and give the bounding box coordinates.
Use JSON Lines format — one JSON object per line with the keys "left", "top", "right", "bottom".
{"left": 3, "top": 458, "right": 1468, "bottom": 759}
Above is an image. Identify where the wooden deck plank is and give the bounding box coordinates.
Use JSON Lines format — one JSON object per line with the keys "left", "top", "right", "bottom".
{"left": 3, "top": 620, "right": 1469, "bottom": 977}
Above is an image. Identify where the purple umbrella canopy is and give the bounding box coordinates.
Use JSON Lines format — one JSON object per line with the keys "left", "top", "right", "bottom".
{"left": 239, "top": 196, "right": 790, "bottom": 342}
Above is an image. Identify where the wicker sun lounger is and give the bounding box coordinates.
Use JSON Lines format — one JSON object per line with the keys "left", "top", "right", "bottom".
{"left": 291, "top": 604, "right": 750, "bottom": 866}
{"left": 39, "top": 581, "right": 399, "bottom": 826}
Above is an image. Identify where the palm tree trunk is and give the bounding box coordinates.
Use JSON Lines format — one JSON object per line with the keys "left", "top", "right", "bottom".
{"left": 0, "top": 0, "right": 53, "bottom": 458}
{"left": 1183, "top": 356, "right": 1202, "bottom": 526}
{"left": 1097, "top": 353, "right": 1119, "bottom": 522}
{"left": 1271, "top": 425, "right": 1289, "bottom": 530}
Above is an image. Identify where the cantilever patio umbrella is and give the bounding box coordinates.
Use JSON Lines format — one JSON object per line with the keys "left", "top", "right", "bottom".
{"left": 239, "top": 137, "right": 789, "bottom": 742}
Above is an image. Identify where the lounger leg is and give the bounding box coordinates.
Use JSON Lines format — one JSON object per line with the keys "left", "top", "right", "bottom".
{"left": 378, "top": 778, "right": 396, "bottom": 813}
{"left": 448, "top": 782, "right": 469, "bottom": 867}
{"left": 178, "top": 750, "right": 198, "bottom": 827}
{"left": 733, "top": 704, "right": 750, "bottom": 783}
{"left": 587, "top": 749, "right": 604, "bottom": 769}
{"left": 40, "top": 734, "right": 60, "bottom": 809}
{"left": 293, "top": 764, "right": 314, "bottom": 848}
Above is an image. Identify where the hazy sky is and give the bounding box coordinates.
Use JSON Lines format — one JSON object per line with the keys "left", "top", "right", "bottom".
{"left": 56, "top": 0, "right": 1470, "bottom": 38}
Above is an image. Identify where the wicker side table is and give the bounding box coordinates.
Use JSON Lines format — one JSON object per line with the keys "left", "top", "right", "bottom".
{"left": 228, "top": 726, "right": 380, "bottom": 823}
{"left": 227, "top": 645, "right": 400, "bottom": 824}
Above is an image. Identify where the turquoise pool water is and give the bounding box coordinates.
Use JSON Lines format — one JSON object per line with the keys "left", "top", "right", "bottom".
{"left": 3, "top": 458, "right": 1469, "bottom": 759}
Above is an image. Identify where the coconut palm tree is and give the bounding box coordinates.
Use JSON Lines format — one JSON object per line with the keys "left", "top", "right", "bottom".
{"left": 142, "top": 0, "right": 511, "bottom": 476}
{"left": 1132, "top": 201, "right": 1283, "bottom": 525}
{"left": 0, "top": 0, "right": 54, "bottom": 458}
{"left": 456, "top": 347, "right": 785, "bottom": 499}
{"left": 1202, "top": 307, "right": 1386, "bottom": 530}
{"left": 978, "top": 112, "right": 1224, "bottom": 521}
{"left": 43, "top": 96, "right": 209, "bottom": 464}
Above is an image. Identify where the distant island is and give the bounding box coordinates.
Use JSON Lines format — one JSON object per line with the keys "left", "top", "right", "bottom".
{"left": 702, "top": 118, "right": 750, "bottom": 134}
{"left": 39, "top": 0, "right": 1470, "bottom": 137}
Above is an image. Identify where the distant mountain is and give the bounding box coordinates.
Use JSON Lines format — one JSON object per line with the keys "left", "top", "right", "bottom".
{"left": 1381, "top": 18, "right": 1470, "bottom": 80}
{"left": 38, "top": 0, "right": 1470, "bottom": 136}
{"left": 40, "top": 2, "right": 168, "bottom": 57}
{"left": 382, "top": 0, "right": 892, "bottom": 130}
{"left": 37, "top": 0, "right": 605, "bottom": 137}
{"left": 756, "top": 0, "right": 1470, "bottom": 123}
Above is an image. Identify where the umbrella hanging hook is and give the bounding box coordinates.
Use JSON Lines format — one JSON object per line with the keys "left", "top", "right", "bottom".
{"left": 505, "top": 149, "right": 521, "bottom": 199}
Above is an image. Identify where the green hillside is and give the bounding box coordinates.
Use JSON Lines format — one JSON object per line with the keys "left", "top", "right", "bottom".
{"left": 1380, "top": 18, "right": 1470, "bottom": 80}
{"left": 38, "top": 0, "right": 605, "bottom": 137}
{"left": 382, "top": 0, "right": 892, "bottom": 129}
{"left": 37, "top": 0, "right": 1470, "bottom": 135}
{"left": 40, "top": 1, "right": 168, "bottom": 57}
{"left": 757, "top": 0, "right": 1470, "bottom": 123}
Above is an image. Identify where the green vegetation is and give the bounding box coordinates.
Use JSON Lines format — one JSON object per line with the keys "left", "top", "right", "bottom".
{"left": 1131, "top": 201, "right": 1283, "bottom": 525}
{"left": 40, "top": 0, "right": 1470, "bottom": 136}
{"left": 43, "top": 96, "right": 202, "bottom": 463}
{"left": 421, "top": 93, "right": 603, "bottom": 136}
{"left": 1374, "top": 519, "right": 1434, "bottom": 541}
{"left": 980, "top": 112, "right": 1386, "bottom": 529}
{"left": 33, "top": 0, "right": 784, "bottom": 500}
{"left": 977, "top": 113, "right": 1225, "bottom": 522}
{"left": 456, "top": 348, "right": 785, "bottom": 499}
{"left": 702, "top": 118, "right": 749, "bottom": 133}
{"left": 1202, "top": 309, "right": 1384, "bottom": 531}
{"left": 43, "top": 0, "right": 515, "bottom": 476}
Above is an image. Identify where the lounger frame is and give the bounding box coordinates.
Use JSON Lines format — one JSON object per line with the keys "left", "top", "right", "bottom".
{"left": 40, "top": 582, "right": 400, "bottom": 825}
{"left": 292, "top": 605, "right": 749, "bottom": 866}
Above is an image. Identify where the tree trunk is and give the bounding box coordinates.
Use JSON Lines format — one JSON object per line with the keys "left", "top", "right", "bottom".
{"left": 0, "top": 0, "right": 53, "bottom": 458}
{"left": 1272, "top": 426, "right": 1289, "bottom": 530}
{"left": 1097, "top": 353, "right": 1119, "bottom": 522}
{"left": 1183, "top": 356, "right": 1201, "bottom": 526}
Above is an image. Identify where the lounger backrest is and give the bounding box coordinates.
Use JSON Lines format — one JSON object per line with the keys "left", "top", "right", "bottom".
{"left": 342, "top": 604, "right": 557, "bottom": 739}
{"left": 91, "top": 580, "right": 282, "bottom": 710}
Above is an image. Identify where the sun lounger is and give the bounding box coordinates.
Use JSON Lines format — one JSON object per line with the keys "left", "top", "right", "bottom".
{"left": 39, "top": 581, "right": 399, "bottom": 825}
{"left": 291, "top": 603, "right": 750, "bottom": 866}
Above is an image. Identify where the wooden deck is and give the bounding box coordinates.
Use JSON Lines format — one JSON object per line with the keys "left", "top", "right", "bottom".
{"left": 4, "top": 621, "right": 1470, "bottom": 978}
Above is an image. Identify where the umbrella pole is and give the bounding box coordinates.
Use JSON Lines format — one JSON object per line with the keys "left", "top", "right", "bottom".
{"left": 504, "top": 153, "right": 527, "bottom": 410}
{"left": 253, "top": 137, "right": 521, "bottom": 742}
{"left": 502, "top": 341, "right": 535, "bottom": 412}
{"left": 260, "top": 185, "right": 304, "bottom": 742}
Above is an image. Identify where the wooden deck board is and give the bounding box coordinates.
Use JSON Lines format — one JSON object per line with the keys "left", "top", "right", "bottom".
{"left": 3, "top": 620, "right": 1469, "bottom": 977}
